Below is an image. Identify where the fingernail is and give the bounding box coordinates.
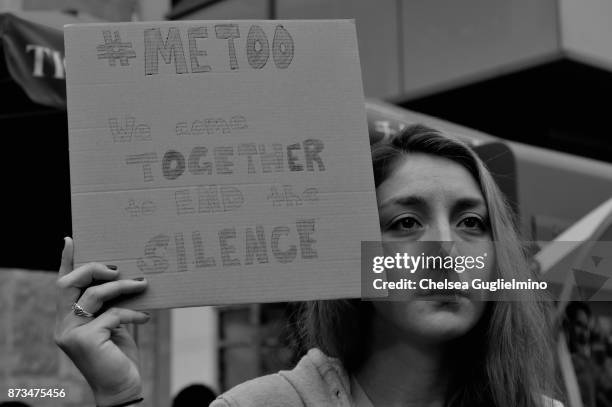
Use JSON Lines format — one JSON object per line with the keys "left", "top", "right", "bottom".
{"left": 142, "top": 311, "right": 151, "bottom": 316}
{"left": 106, "top": 265, "right": 118, "bottom": 271}
{"left": 133, "top": 277, "right": 145, "bottom": 281}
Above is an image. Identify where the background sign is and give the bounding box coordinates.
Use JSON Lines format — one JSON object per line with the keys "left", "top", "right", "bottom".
{"left": 65, "top": 20, "right": 380, "bottom": 309}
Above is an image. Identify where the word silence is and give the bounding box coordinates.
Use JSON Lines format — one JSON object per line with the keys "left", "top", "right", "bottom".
{"left": 138, "top": 219, "right": 318, "bottom": 274}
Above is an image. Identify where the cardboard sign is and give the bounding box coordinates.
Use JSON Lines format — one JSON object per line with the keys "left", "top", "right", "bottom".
{"left": 64, "top": 20, "right": 380, "bottom": 309}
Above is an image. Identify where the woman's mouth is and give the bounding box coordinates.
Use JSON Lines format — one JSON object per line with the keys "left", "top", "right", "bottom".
{"left": 416, "top": 288, "right": 471, "bottom": 302}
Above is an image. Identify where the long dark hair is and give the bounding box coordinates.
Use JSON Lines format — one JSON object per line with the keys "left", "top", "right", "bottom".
{"left": 298, "top": 124, "right": 559, "bottom": 407}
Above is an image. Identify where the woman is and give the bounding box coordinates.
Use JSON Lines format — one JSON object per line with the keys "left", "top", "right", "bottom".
{"left": 55, "top": 124, "right": 561, "bottom": 407}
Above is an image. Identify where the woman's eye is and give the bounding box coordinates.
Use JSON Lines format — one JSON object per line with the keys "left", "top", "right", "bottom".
{"left": 457, "top": 216, "right": 486, "bottom": 231}
{"left": 390, "top": 217, "right": 423, "bottom": 231}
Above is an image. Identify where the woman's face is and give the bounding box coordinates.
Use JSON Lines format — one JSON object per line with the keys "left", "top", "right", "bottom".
{"left": 373, "top": 153, "right": 494, "bottom": 345}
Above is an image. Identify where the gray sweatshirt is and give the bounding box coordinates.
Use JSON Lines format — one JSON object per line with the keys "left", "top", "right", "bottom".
{"left": 210, "top": 348, "right": 563, "bottom": 407}
{"left": 211, "top": 348, "right": 355, "bottom": 406}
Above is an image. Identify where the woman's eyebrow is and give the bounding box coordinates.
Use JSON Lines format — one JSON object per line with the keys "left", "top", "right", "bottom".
{"left": 452, "top": 197, "right": 487, "bottom": 213}
{"left": 380, "top": 195, "right": 428, "bottom": 210}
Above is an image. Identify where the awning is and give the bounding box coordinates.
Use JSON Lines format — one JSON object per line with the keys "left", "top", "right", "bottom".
{"left": 0, "top": 11, "right": 99, "bottom": 109}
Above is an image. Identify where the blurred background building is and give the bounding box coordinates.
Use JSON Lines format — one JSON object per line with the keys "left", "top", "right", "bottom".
{"left": 0, "top": 1, "right": 611, "bottom": 406}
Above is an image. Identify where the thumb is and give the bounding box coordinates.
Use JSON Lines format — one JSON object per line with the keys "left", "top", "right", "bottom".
{"left": 59, "top": 237, "right": 74, "bottom": 277}
{"left": 56, "top": 237, "right": 77, "bottom": 320}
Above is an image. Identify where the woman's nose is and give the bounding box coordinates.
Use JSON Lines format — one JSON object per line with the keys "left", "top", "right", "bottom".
{"left": 426, "top": 221, "right": 454, "bottom": 243}
{"left": 420, "top": 223, "right": 456, "bottom": 261}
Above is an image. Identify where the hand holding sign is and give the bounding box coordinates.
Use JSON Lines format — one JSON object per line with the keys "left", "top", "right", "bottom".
{"left": 54, "top": 238, "right": 148, "bottom": 406}
{"left": 65, "top": 20, "right": 379, "bottom": 310}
